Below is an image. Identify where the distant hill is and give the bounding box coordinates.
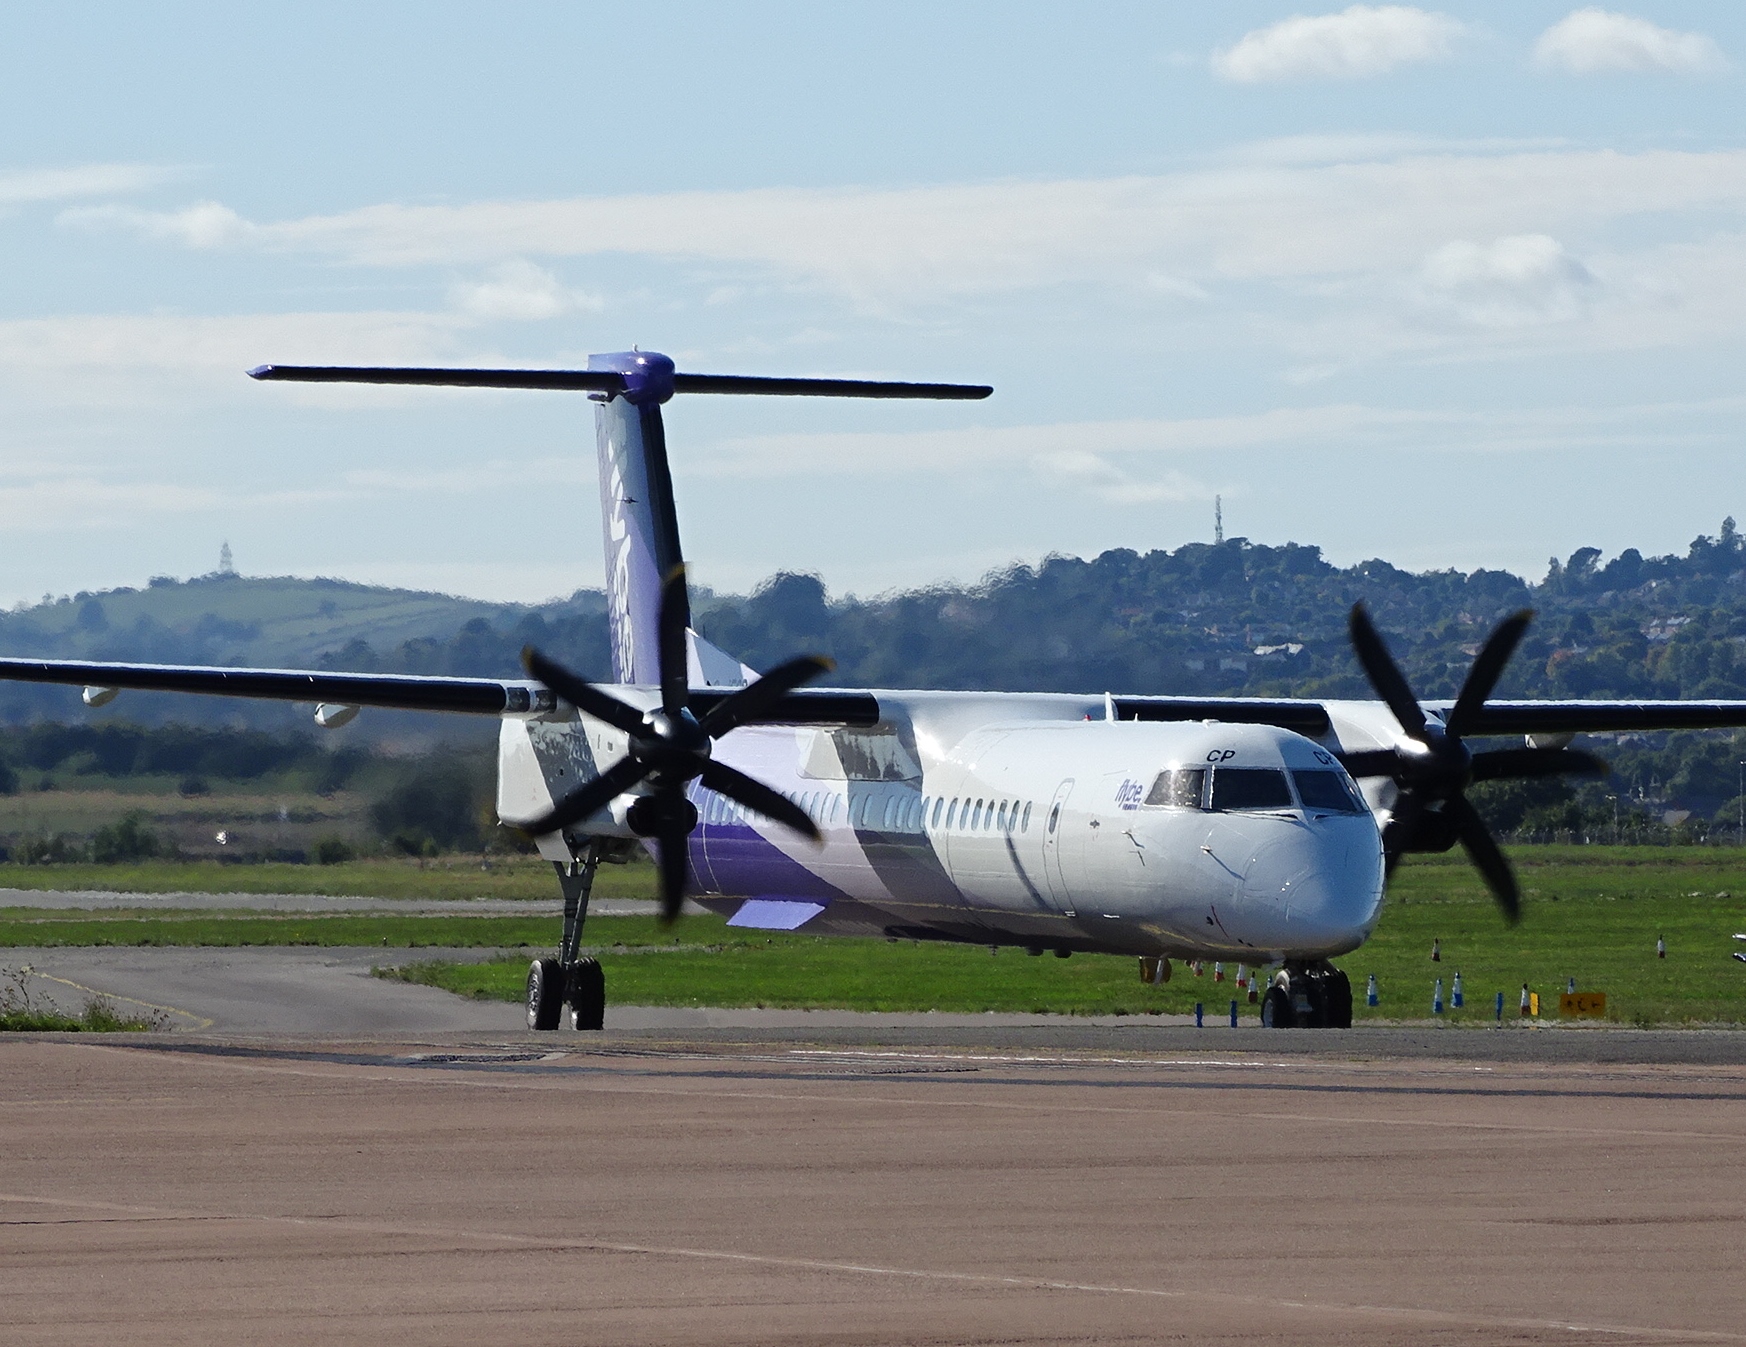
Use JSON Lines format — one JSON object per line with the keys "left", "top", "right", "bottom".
{"left": 0, "top": 574, "right": 607, "bottom": 735}
{"left": 6, "top": 519, "right": 1746, "bottom": 753}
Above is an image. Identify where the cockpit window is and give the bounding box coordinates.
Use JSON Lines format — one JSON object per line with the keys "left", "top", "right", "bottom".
{"left": 1292, "top": 769, "right": 1367, "bottom": 814}
{"left": 1209, "top": 767, "right": 1293, "bottom": 811}
{"left": 1144, "top": 767, "right": 1205, "bottom": 809}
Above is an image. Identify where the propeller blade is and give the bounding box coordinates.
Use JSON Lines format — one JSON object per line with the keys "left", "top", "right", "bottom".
{"left": 700, "top": 759, "right": 822, "bottom": 842}
{"left": 698, "top": 654, "right": 836, "bottom": 737}
{"left": 653, "top": 781, "right": 694, "bottom": 923}
{"left": 658, "top": 565, "right": 692, "bottom": 719}
{"left": 1445, "top": 610, "right": 1532, "bottom": 739}
{"left": 1337, "top": 749, "right": 1406, "bottom": 780}
{"left": 1444, "top": 793, "right": 1521, "bottom": 925}
{"left": 1469, "top": 746, "right": 1606, "bottom": 782}
{"left": 520, "top": 755, "right": 648, "bottom": 836}
{"left": 1348, "top": 604, "right": 1428, "bottom": 741}
{"left": 521, "top": 647, "right": 647, "bottom": 737}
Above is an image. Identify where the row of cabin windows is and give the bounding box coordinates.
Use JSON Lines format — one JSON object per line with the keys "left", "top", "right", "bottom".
{"left": 694, "top": 788, "right": 1036, "bottom": 835}
{"left": 1143, "top": 766, "right": 1367, "bottom": 814}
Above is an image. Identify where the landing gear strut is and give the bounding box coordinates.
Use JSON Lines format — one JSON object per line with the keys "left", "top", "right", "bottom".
{"left": 1259, "top": 962, "right": 1352, "bottom": 1029}
{"left": 525, "top": 843, "right": 606, "bottom": 1032}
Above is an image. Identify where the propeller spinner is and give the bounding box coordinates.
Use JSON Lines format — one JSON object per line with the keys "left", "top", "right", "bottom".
{"left": 1338, "top": 604, "right": 1604, "bottom": 923}
{"left": 520, "top": 566, "right": 831, "bottom": 921}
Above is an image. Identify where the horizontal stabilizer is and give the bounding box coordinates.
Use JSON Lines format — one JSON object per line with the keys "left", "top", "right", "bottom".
{"left": 670, "top": 373, "right": 990, "bottom": 400}
{"left": 248, "top": 364, "right": 991, "bottom": 401}
{"left": 248, "top": 365, "right": 624, "bottom": 392}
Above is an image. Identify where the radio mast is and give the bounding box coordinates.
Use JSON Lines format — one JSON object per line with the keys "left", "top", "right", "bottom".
{"left": 1214, "top": 496, "right": 1224, "bottom": 545}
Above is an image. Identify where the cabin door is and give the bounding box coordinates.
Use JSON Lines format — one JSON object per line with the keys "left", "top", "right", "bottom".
{"left": 1040, "top": 778, "right": 1076, "bottom": 910}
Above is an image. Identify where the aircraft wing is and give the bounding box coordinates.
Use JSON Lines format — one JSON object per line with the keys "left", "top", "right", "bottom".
{"left": 1428, "top": 699, "right": 1746, "bottom": 736}
{"left": 1113, "top": 693, "right": 1746, "bottom": 739}
{"left": 0, "top": 657, "right": 880, "bottom": 726}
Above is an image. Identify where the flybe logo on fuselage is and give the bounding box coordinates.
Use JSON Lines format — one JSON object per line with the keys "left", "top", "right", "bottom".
{"left": 1115, "top": 778, "right": 1145, "bottom": 811}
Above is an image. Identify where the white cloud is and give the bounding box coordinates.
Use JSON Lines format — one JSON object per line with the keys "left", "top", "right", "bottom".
{"left": 0, "top": 163, "right": 182, "bottom": 207}
{"left": 1030, "top": 450, "right": 1215, "bottom": 505}
{"left": 1533, "top": 9, "right": 1729, "bottom": 75}
{"left": 448, "top": 259, "right": 602, "bottom": 321}
{"left": 0, "top": 310, "right": 472, "bottom": 408}
{"left": 84, "top": 148, "right": 1745, "bottom": 301}
{"left": 693, "top": 407, "right": 1413, "bottom": 482}
{"left": 0, "top": 476, "right": 336, "bottom": 533}
{"left": 60, "top": 200, "right": 252, "bottom": 247}
{"left": 33, "top": 144, "right": 1746, "bottom": 372}
{"left": 1212, "top": 6, "right": 1464, "bottom": 83}
{"left": 1419, "top": 234, "right": 1598, "bottom": 326}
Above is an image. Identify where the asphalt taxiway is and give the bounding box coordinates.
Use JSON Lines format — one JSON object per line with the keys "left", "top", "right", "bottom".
{"left": 4, "top": 1028, "right": 1744, "bottom": 1345}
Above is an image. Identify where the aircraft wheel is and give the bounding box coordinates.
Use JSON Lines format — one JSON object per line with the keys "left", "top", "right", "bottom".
{"left": 566, "top": 957, "right": 606, "bottom": 1032}
{"left": 1325, "top": 970, "right": 1354, "bottom": 1029}
{"left": 1261, "top": 984, "right": 1295, "bottom": 1029}
{"left": 526, "top": 957, "right": 566, "bottom": 1031}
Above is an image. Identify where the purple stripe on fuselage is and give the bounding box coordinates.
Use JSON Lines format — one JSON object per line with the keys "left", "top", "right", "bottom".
{"left": 692, "top": 820, "right": 850, "bottom": 902}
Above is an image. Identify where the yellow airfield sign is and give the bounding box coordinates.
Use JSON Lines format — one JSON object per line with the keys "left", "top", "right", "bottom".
{"left": 1560, "top": 992, "right": 1608, "bottom": 1018}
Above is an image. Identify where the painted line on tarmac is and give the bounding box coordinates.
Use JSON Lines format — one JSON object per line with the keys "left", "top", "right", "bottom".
{"left": 0, "top": 1187, "right": 1737, "bottom": 1342}
{"left": 20, "top": 969, "right": 213, "bottom": 1029}
{"left": 76, "top": 1041, "right": 1746, "bottom": 1144}
{"left": 108, "top": 1037, "right": 1746, "bottom": 1104}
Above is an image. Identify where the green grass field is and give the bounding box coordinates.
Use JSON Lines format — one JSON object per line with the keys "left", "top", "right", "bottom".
{"left": 0, "top": 854, "right": 653, "bottom": 902}
{"left": 4, "top": 846, "right": 1745, "bottom": 1024}
{"left": 379, "top": 848, "right": 1746, "bottom": 1024}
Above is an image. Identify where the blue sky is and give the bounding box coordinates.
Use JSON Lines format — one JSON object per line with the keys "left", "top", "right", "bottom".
{"left": 2, "top": 3, "right": 1743, "bottom": 606}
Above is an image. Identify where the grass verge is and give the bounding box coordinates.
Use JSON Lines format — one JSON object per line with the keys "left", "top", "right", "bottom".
{"left": 0, "top": 855, "right": 656, "bottom": 902}
{"left": 0, "top": 968, "right": 161, "bottom": 1032}
{"left": 383, "top": 849, "right": 1746, "bottom": 1024}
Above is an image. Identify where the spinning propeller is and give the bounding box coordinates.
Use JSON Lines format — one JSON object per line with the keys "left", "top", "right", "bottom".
{"left": 1337, "top": 604, "right": 1604, "bottom": 923}
{"left": 520, "top": 567, "right": 830, "bottom": 922}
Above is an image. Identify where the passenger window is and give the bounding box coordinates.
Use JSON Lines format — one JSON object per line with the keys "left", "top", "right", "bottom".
{"left": 1047, "top": 803, "right": 1060, "bottom": 833}
{"left": 971, "top": 800, "right": 984, "bottom": 830}
{"left": 996, "top": 802, "right": 1008, "bottom": 831}
{"left": 1021, "top": 801, "right": 1033, "bottom": 831}
{"left": 1145, "top": 768, "right": 1205, "bottom": 809}
{"left": 1209, "top": 767, "right": 1294, "bottom": 811}
{"left": 1292, "top": 770, "right": 1366, "bottom": 814}
{"left": 931, "top": 797, "right": 943, "bottom": 828}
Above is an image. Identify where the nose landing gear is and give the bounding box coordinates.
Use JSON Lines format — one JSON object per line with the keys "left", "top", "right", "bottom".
{"left": 525, "top": 844, "right": 608, "bottom": 1032}
{"left": 1259, "top": 961, "right": 1353, "bottom": 1029}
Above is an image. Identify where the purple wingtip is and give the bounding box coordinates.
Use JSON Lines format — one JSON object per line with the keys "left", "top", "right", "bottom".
{"left": 246, "top": 365, "right": 273, "bottom": 379}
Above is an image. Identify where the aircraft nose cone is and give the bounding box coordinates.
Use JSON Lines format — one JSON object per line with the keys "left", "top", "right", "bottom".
{"left": 1242, "top": 824, "right": 1383, "bottom": 956}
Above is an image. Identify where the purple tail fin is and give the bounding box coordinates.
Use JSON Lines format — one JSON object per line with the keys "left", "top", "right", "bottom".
{"left": 592, "top": 352, "right": 687, "bottom": 685}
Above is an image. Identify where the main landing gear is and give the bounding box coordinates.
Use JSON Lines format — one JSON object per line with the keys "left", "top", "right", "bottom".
{"left": 1259, "top": 961, "right": 1353, "bottom": 1029}
{"left": 526, "top": 844, "right": 607, "bottom": 1032}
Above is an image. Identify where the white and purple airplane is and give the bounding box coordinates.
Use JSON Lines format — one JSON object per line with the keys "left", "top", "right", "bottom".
{"left": 7, "top": 349, "right": 1746, "bottom": 1031}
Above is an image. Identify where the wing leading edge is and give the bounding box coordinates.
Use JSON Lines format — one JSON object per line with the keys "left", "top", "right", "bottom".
{"left": 1113, "top": 694, "right": 1746, "bottom": 738}
{"left": 0, "top": 657, "right": 881, "bottom": 726}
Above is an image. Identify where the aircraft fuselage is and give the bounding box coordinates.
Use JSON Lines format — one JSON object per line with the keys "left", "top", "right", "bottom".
{"left": 499, "top": 688, "right": 1387, "bottom": 963}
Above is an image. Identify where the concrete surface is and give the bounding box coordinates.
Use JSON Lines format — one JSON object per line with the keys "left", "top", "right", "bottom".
{"left": 2, "top": 1031, "right": 1743, "bottom": 1344}
{"left": 11, "top": 946, "right": 1746, "bottom": 1066}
